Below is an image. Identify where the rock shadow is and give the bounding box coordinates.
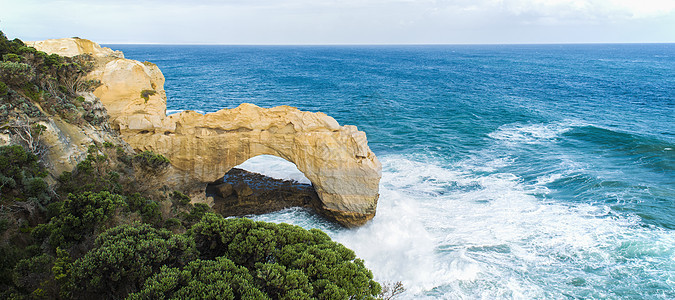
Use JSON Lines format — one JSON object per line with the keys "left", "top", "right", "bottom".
{"left": 207, "top": 168, "right": 323, "bottom": 218}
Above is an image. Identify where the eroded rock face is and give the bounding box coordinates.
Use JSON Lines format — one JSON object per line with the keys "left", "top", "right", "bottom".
{"left": 27, "top": 38, "right": 167, "bottom": 130}
{"left": 26, "top": 38, "right": 123, "bottom": 58}
{"left": 30, "top": 38, "right": 381, "bottom": 227}
{"left": 124, "top": 104, "right": 381, "bottom": 226}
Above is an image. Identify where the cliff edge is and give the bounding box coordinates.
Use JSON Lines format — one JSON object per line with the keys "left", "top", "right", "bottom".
{"left": 29, "top": 38, "right": 381, "bottom": 227}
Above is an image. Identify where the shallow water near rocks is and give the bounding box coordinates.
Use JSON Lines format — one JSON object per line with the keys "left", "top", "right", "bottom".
{"left": 112, "top": 44, "right": 674, "bottom": 299}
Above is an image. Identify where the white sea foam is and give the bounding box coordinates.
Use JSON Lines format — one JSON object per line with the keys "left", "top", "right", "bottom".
{"left": 248, "top": 152, "right": 674, "bottom": 299}
{"left": 488, "top": 122, "right": 576, "bottom": 145}
{"left": 350, "top": 155, "right": 675, "bottom": 299}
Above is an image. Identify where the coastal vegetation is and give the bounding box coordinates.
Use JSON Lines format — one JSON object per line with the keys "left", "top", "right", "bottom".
{"left": 139, "top": 89, "right": 156, "bottom": 102}
{"left": 0, "top": 32, "right": 103, "bottom": 127}
{"left": 0, "top": 30, "right": 385, "bottom": 299}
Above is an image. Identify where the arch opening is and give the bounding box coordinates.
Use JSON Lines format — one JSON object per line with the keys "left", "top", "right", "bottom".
{"left": 206, "top": 155, "right": 322, "bottom": 218}
{"left": 235, "top": 155, "right": 311, "bottom": 184}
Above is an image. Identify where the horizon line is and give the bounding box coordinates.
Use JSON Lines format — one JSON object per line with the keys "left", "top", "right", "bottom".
{"left": 99, "top": 41, "right": 675, "bottom": 46}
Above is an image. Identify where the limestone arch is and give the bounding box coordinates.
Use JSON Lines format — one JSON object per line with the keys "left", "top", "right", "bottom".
{"left": 124, "top": 104, "right": 381, "bottom": 226}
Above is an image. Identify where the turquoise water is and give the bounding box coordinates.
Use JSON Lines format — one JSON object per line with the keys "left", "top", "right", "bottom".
{"left": 110, "top": 44, "right": 674, "bottom": 299}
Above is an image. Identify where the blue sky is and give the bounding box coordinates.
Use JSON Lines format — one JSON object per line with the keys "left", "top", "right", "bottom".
{"left": 1, "top": 0, "right": 674, "bottom": 44}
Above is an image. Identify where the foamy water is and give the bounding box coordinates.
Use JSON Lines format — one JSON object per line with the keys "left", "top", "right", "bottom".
{"left": 246, "top": 123, "right": 675, "bottom": 299}
{"left": 114, "top": 44, "right": 675, "bottom": 299}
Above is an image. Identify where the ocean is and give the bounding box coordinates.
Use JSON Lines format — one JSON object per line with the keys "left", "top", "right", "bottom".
{"left": 109, "top": 44, "right": 674, "bottom": 299}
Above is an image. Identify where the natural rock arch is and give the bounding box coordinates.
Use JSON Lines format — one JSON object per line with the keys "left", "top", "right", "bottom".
{"left": 122, "top": 104, "right": 381, "bottom": 226}
{"left": 28, "top": 38, "right": 381, "bottom": 227}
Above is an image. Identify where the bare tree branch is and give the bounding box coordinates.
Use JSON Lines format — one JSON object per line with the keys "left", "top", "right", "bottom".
{"left": 7, "top": 116, "right": 50, "bottom": 164}
{"left": 379, "top": 281, "right": 406, "bottom": 300}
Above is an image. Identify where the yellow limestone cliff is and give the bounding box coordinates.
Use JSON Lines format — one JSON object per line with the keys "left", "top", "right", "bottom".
{"left": 30, "top": 38, "right": 381, "bottom": 227}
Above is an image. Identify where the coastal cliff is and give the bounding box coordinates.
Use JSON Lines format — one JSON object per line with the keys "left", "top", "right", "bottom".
{"left": 0, "top": 31, "right": 388, "bottom": 300}
{"left": 27, "top": 38, "right": 381, "bottom": 227}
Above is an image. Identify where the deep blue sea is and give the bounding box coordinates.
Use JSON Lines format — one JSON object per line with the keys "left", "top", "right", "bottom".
{"left": 109, "top": 44, "right": 674, "bottom": 299}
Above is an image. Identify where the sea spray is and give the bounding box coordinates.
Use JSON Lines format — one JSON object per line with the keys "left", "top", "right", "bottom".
{"left": 246, "top": 154, "right": 674, "bottom": 299}
{"left": 116, "top": 44, "right": 675, "bottom": 298}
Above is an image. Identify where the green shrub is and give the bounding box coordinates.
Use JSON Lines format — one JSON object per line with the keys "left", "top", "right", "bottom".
{"left": 139, "top": 89, "right": 156, "bottom": 102}
{"left": 23, "top": 176, "right": 49, "bottom": 206}
{"left": 0, "top": 30, "right": 102, "bottom": 126}
{"left": 65, "top": 215, "right": 380, "bottom": 299}
{"left": 181, "top": 203, "right": 210, "bottom": 226}
{"left": 0, "top": 145, "right": 49, "bottom": 203}
{"left": 163, "top": 218, "right": 182, "bottom": 230}
{"left": 0, "top": 81, "right": 7, "bottom": 96}
{"left": 0, "top": 218, "right": 8, "bottom": 234}
{"left": 70, "top": 223, "right": 197, "bottom": 299}
{"left": 126, "top": 193, "right": 162, "bottom": 225}
{"left": 32, "top": 191, "right": 126, "bottom": 249}
{"left": 133, "top": 151, "right": 170, "bottom": 170}
{"left": 2, "top": 53, "right": 21, "bottom": 63}
{"left": 0, "top": 32, "right": 24, "bottom": 55}
{"left": 190, "top": 213, "right": 381, "bottom": 299}
{"left": 171, "top": 191, "right": 191, "bottom": 206}
{"left": 17, "top": 46, "right": 36, "bottom": 55}
{"left": 12, "top": 253, "right": 55, "bottom": 297}
{"left": 57, "top": 145, "right": 122, "bottom": 195}
{"left": 0, "top": 61, "right": 34, "bottom": 86}
{"left": 127, "top": 257, "right": 268, "bottom": 300}
{"left": 51, "top": 247, "right": 73, "bottom": 297}
{"left": 0, "top": 243, "right": 26, "bottom": 287}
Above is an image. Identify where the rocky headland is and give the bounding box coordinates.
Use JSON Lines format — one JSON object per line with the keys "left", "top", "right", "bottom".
{"left": 26, "top": 38, "right": 381, "bottom": 227}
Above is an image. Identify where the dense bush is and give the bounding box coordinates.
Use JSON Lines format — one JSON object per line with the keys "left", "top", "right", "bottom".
{"left": 133, "top": 150, "right": 170, "bottom": 170}
{"left": 127, "top": 257, "right": 268, "bottom": 299}
{"left": 62, "top": 214, "right": 381, "bottom": 299}
{"left": 125, "top": 193, "right": 162, "bottom": 225}
{"left": 32, "top": 191, "right": 126, "bottom": 249}
{"left": 12, "top": 253, "right": 56, "bottom": 297}
{"left": 0, "top": 81, "right": 8, "bottom": 96}
{"left": 191, "top": 213, "right": 381, "bottom": 299}
{"left": 57, "top": 145, "right": 124, "bottom": 196}
{"left": 0, "top": 61, "right": 34, "bottom": 85}
{"left": 0, "top": 145, "right": 49, "bottom": 204}
{"left": 71, "top": 223, "right": 197, "bottom": 299}
{"left": 0, "top": 30, "right": 103, "bottom": 125}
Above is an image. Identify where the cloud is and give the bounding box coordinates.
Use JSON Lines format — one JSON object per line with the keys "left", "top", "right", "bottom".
{"left": 0, "top": 0, "right": 673, "bottom": 43}
{"left": 496, "top": 0, "right": 675, "bottom": 20}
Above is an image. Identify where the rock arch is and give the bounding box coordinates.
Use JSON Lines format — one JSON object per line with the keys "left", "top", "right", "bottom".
{"left": 123, "top": 104, "right": 381, "bottom": 226}
{"left": 28, "top": 38, "right": 381, "bottom": 227}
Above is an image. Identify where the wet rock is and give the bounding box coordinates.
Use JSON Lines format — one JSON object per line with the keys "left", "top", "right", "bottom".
{"left": 214, "top": 182, "right": 233, "bottom": 198}
{"left": 207, "top": 168, "right": 322, "bottom": 218}
{"left": 234, "top": 182, "right": 253, "bottom": 197}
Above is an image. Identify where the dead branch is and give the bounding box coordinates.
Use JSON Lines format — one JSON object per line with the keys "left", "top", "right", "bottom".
{"left": 7, "top": 116, "right": 49, "bottom": 163}
{"left": 379, "top": 281, "right": 406, "bottom": 300}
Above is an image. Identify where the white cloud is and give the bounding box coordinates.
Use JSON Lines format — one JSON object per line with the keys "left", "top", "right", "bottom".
{"left": 0, "top": 0, "right": 673, "bottom": 43}
{"left": 495, "top": 0, "right": 675, "bottom": 20}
